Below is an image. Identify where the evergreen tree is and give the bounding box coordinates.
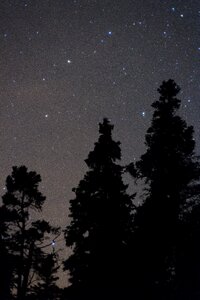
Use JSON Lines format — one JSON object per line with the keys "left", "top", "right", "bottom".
{"left": 28, "top": 253, "right": 61, "bottom": 300}
{"left": 175, "top": 184, "right": 200, "bottom": 300}
{"left": 1, "top": 166, "right": 60, "bottom": 300}
{"left": 64, "top": 118, "right": 134, "bottom": 298}
{"left": 0, "top": 206, "right": 14, "bottom": 299}
{"left": 131, "top": 80, "right": 200, "bottom": 299}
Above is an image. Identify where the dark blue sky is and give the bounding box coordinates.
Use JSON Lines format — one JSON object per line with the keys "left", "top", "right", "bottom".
{"left": 0, "top": 0, "right": 199, "bottom": 285}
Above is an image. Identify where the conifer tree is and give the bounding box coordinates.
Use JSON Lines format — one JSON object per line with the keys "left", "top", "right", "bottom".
{"left": 175, "top": 185, "right": 200, "bottom": 300}
{"left": 131, "top": 80, "right": 200, "bottom": 299}
{"left": 29, "top": 253, "right": 61, "bottom": 300}
{"left": 0, "top": 206, "right": 14, "bottom": 299}
{"left": 1, "top": 166, "right": 60, "bottom": 300}
{"left": 64, "top": 118, "right": 134, "bottom": 298}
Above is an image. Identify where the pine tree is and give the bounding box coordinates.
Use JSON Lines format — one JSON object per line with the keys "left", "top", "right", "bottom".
{"left": 132, "top": 80, "right": 200, "bottom": 299}
{"left": 1, "top": 166, "right": 60, "bottom": 300}
{"left": 64, "top": 118, "right": 134, "bottom": 298}
{"left": 0, "top": 206, "right": 14, "bottom": 300}
{"left": 175, "top": 184, "right": 200, "bottom": 300}
{"left": 29, "top": 253, "right": 61, "bottom": 300}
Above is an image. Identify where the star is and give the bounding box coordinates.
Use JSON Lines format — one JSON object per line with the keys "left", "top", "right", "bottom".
{"left": 0, "top": 0, "right": 199, "bottom": 289}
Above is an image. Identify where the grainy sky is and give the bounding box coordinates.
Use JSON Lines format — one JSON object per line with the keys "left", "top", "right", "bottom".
{"left": 0, "top": 0, "right": 199, "bottom": 286}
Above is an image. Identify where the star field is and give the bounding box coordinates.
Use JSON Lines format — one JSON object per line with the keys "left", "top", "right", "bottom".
{"left": 0, "top": 0, "right": 199, "bottom": 286}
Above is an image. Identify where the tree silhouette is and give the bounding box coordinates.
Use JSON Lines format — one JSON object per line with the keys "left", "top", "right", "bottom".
{"left": 28, "top": 253, "right": 61, "bottom": 300}
{"left": 0, "top": 205, "right": 15, "bottom": 300}
{"left": 1, "top": 166, "right": 60, "bottom": 300}
{"left": 174, "top": 184, "right": 200, "bottom": 300}
{"left": 131, "top": 80, "right": 200, "bottom": 299}
{"left": 64, "top": 118, "right": 135, "bottom": 298}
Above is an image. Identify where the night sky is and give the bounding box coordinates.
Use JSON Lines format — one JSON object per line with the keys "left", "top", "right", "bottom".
{"left": 0, "top": 0, "right": 199, "bottom": 286}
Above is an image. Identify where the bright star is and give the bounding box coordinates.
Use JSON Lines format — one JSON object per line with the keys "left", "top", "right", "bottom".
{"left": 142, "top": 111, "right": 146, "bottom": 117}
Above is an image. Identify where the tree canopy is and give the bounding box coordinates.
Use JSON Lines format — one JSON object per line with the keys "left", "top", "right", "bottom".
{"left": 0, "top": 166, "right": 60, "bottom": 300}
{"left": 131, "top": 79, "right": 200, "bottom": 299}
{"left": 64, "top": 118, "right": 135, "bottom": 298}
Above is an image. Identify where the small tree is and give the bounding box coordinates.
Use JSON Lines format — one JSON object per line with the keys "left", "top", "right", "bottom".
{"left": 64, "top": 118, "right": 135, "bottom": 298}
{"left": 0, "top": 206, "right": 14, "bottom": 299}
{"left": 29, "top": 253, "right": 61, "bottom": 300}
{"left": 1, "top": 166, "right": 60, "bottom": 300}
{"left": 132, "top": 80, "right": 200, "bottom": 298}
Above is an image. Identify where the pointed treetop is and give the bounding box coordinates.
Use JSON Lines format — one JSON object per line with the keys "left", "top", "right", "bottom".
{"left": 157, "top": 79, "right": 180, "bottom": 99}
{"left": 99, "top": 118, "right": 113, "bottom": 136}
{"left": 85, "top": 118, "right": 121, "bottom": 169}
{"left": 152, "top": 79, "right": 181, "bottom": 114}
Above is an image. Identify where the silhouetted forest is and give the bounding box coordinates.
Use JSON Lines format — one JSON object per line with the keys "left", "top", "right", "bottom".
{"left": 1, "top": 80, "right": 200, "bottom": 300}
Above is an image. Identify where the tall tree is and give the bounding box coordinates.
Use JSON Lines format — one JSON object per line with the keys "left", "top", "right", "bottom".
{"left": 64, "top": 118, "right": 135, "bottom": 298}
{"left": 131, "top": 80, "right": 200, "bottom": 299}
{"left": 1, "top": 166, "right": 60, "bottom": 300}
{"left": 174, "top": 184, "right": 200, "bottom": 300}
